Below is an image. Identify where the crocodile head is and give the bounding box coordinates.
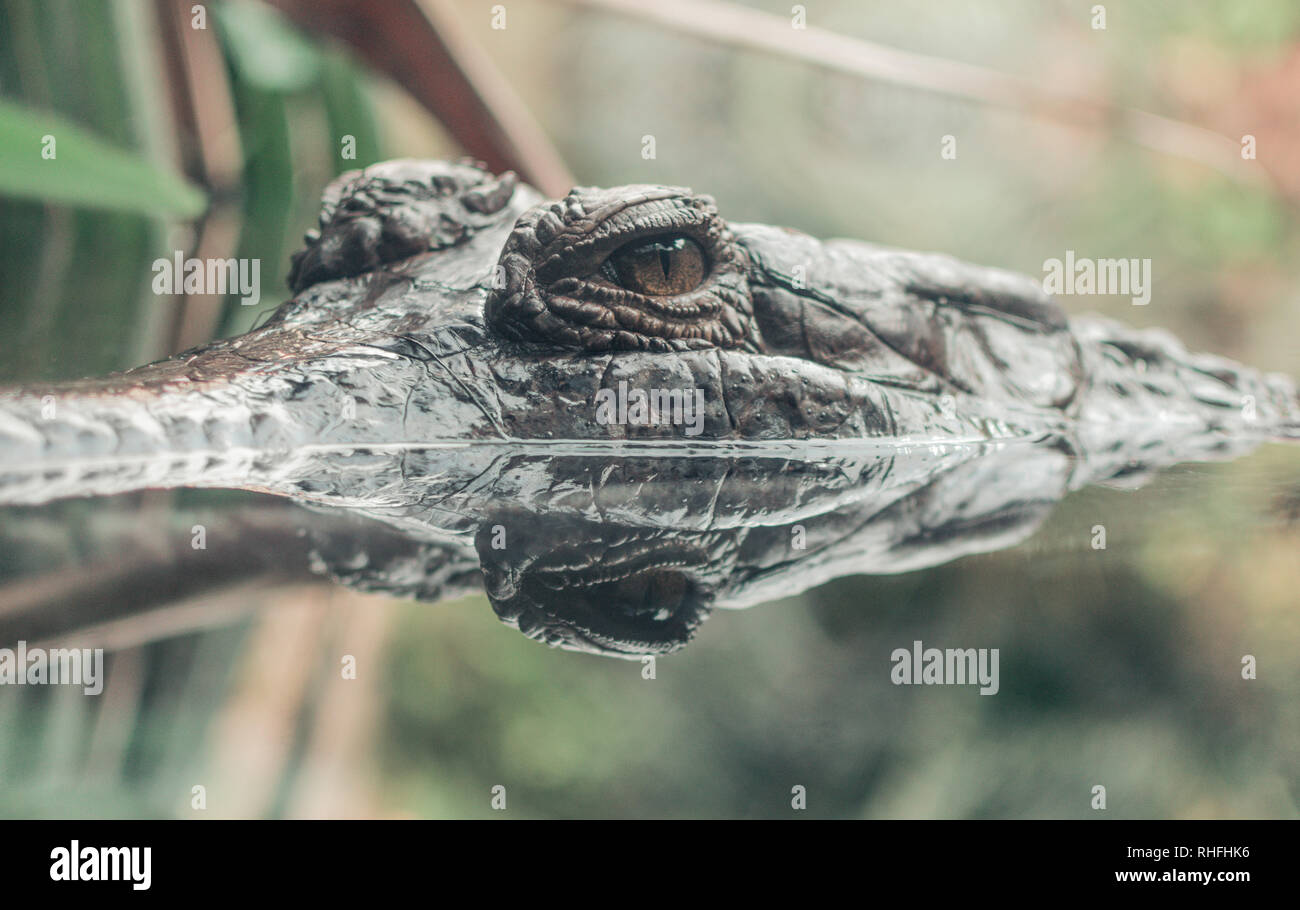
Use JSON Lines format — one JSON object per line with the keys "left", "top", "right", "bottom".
{"left": 0, "top": 158, "right": 1100, "bottom": 500}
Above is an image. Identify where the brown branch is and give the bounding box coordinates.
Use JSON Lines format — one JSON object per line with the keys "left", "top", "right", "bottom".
{"left": 155, "top": 0, "right": 246, "bottom": 353}
{"left": 265, "top": 0, "right": 574, "bottom": 196}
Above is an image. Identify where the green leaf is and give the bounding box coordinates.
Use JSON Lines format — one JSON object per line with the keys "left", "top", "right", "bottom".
{"left": 0, "top": 99, "right": 206, "bottom": 217}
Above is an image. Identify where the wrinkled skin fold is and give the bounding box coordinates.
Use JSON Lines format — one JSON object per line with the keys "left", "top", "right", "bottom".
{"left": 0, "top": 159, "right": 1295, "bottom": 656}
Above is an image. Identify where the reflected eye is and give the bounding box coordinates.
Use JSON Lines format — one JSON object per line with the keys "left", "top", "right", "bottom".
{"left": 599, "top": 235, "right": 707, "bottom": 296}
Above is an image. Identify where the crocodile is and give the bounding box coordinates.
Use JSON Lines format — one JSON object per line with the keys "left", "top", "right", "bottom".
{"left": 0, "top": 159, "right": 1296, "bottom": 655}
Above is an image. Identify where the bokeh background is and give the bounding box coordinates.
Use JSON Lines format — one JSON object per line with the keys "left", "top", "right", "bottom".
{"left": 0, "top": 0, "right": 1297, "bottom": 817}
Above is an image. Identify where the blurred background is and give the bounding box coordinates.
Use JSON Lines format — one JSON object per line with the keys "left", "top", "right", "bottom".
{"left": 0, "top": 0, "right": 1297, "bottom": 818}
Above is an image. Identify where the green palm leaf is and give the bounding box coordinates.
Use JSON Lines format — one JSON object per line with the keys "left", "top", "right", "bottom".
{"left": 0, "top": 98, "right": 206, "bottom": 217}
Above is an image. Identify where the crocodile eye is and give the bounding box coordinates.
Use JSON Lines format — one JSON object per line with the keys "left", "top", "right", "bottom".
{"left": 487, "top": 186, "right": 755, "bottom": 351}
{"left": 598, "top": 235, "right": 707, "bottom": 296}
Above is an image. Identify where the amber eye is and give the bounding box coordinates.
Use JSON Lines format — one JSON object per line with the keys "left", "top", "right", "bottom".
{"left": 599, "top": 235, "right": 707, "bottom": 296}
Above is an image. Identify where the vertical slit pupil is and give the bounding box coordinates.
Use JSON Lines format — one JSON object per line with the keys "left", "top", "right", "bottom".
{"left": 600, "top": 234, "right": 706, "bottom": 295}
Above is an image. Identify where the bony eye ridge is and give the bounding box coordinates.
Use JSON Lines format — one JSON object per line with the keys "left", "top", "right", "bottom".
{"left": 486, "top": 185, "right": 756, "bottom": 352}
{"left": 597, "top": 235, "right": 708, "bottom": 297}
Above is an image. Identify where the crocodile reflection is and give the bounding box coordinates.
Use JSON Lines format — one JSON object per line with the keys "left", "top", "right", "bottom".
{"left": 0, "top": 429, "right": 1284, "bottom": 656}
{"left": 300, "top": 437, "right": 1127, "bottom": 657}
